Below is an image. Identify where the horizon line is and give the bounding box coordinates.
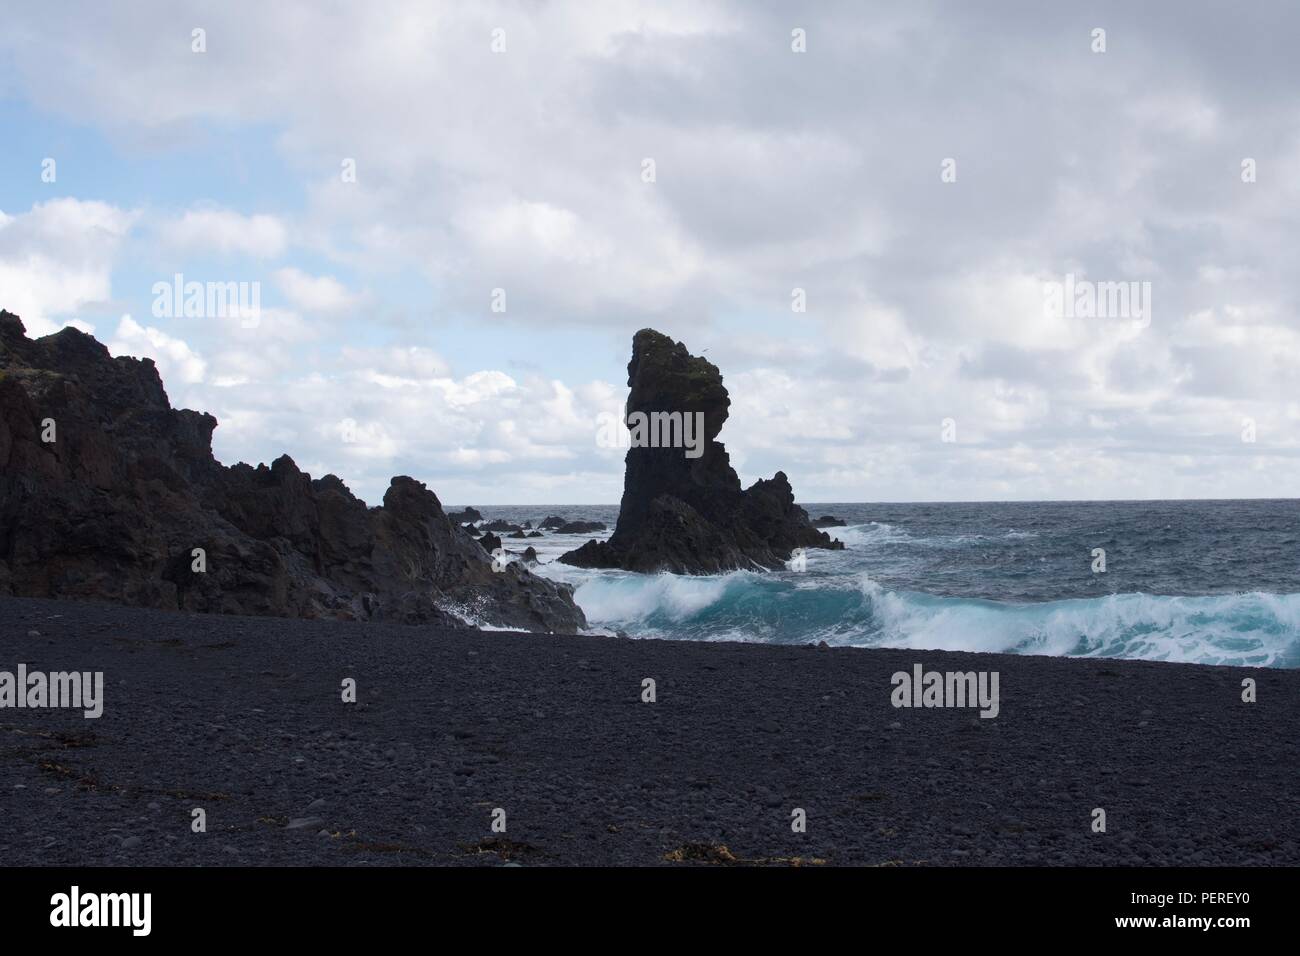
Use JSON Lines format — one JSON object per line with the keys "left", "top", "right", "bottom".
{"left": 450, "top": 496, "right": 1300, "bottom": 508}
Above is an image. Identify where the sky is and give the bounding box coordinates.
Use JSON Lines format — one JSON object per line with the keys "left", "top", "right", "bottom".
{"left": 1, "top": 0, "right": 1298, "bottom": 505}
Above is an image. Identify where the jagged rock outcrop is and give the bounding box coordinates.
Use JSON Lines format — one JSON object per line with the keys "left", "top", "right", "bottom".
{"left": 0, "top": 310, "right": 585, "bottom": 632}
{"left": 446, "top": 507, "right": 482, "bottom": 525}
{"left": 560, "top": 329, "right": 842, "bottom": 573}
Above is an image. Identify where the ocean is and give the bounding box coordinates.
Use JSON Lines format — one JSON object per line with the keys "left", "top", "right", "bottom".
{"left": 466, "top": 500, "right": 1300, "bottom": 668}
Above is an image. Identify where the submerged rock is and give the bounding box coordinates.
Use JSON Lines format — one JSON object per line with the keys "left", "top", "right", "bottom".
{"left": 0, "top": 310, "right": 584, "bottom": 633}
{"left": 813, "top": 515, "right": 847, "bottom": 528}
{"left": 560, "top": 329, "right": 842, "bottom": 573}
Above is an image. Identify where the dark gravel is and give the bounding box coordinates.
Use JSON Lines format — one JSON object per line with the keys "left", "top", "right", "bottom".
{"left": 1, "top": 596, "right": 1295, "bottom": 866}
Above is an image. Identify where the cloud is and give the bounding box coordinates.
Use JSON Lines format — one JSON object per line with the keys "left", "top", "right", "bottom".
{"left": 0, "top": 199, "right": 136, "bottom": 336}
{"left": 3, "top": 1, "right": 1299, "bottom": 500}
{"left": 275, "top": 267, "right": 363, "bottom": 312}
{"left": 108, "top": 315, "right": 207, "bottom": 385}
{"left": 158, "top": 207, "right": 287, "bottom": 259}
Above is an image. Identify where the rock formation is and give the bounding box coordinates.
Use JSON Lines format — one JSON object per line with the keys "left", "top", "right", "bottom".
{"left": 0, "top": 310, "right": 585, "bottom": 632}
{"left": 555, "top": 520, "right": 605, "bottom": 534}
{"left": 560, "top": 329, "right": 842, "bottom": 573}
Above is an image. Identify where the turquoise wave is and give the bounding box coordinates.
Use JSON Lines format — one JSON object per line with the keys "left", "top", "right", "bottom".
{"left": 564, "top": 570, "right": 1300, "bottom": 668}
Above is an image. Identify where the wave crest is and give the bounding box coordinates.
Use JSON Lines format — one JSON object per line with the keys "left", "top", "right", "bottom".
{"left": 567, "top": 569, "right": 1300, "bottom": 667}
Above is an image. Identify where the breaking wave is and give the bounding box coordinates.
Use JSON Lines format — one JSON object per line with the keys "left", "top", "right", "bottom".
{"left": 567, "top": 571, "right": 1300, "bottom": 667}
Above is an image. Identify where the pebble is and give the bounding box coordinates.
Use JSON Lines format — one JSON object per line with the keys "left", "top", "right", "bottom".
{"left": 286, "top": 817, "right": 324, "bottom": 830}
{"left": 121, "top": 836, "right": 141, "bottom": 849}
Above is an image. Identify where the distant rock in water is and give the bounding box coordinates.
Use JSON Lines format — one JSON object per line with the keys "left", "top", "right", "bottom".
{"left": 0, "top": 310, "right": 584, "bottom": 633}
{"left": 556, "top": 520, "right": 606, "bottom": 535}
{"left": 540, "top": 515, "right": 567, "bottom": 529}
{"left": 447, "top": 507, "right": 482, "bottom": 524}
{"left": 560, "top": 329, "right": 842, "bottom": 573}
{"left": 482, "top": 519, "right": 523, "bottom": 533}
{"left": 813, "top": 515, "right": 847, "bottom": 528}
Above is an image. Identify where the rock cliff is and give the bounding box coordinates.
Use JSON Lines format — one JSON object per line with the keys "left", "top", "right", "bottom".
{"left": 0, "top": 310, "right": 585, "bottom": 632}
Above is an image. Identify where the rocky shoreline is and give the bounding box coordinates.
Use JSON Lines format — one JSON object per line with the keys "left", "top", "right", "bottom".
{"left": 0, "top": 310, "right": 583, "bottom": 633}
{"left": 2, "top": 595, "right": 1294, "bottom": 866}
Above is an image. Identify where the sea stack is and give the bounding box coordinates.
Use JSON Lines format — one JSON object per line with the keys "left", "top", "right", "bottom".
{"left": 560, "top": 328, "right": 842, "bottom": 573}
{"left": 0, "top": 309, "right": 585, "bottom": 633}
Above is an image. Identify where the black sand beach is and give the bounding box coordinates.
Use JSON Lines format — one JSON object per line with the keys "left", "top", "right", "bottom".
{"left": 1, "top": 596, "right": 1295, "bottom": 867}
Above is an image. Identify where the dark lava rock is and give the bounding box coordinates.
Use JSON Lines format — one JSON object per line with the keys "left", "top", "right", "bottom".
{"left": 482, "top": 519, "right": 523, "bottom": 534}
{"left": 526, "top": 531, "right": 543, "bottom": 538}
{"left": 479, "top": 533, "right": 503, "bottom": 554}
{"left": 813, "top": 515, "right": 847, "bottom": 528}
{"left": 556, "top": 521, "right": 606, "bottom": 535}
{"left": 0, "top": 310, "right": 584, "bottom": 633}
{"left": 446, "top": 507, "right": 482, "bottom": 524}
{"left": 521, "top": 546, "right": 539, "bottom": 564}
{"left": 539, "top": 515, "right": 568, "bottom": 529}
{"left": 560, "top": 329, "right": 842, "bottom": 573}
{"left": 507, "top": 531, "right": 528, "bottom": 539}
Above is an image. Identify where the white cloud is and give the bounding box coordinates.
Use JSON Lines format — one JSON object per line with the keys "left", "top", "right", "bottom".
{"left": 159, "top": 208, "right": 287, "bottom": 259}
{"left": 108, "top": 315, "right": 207, "bottom": 385}
{"left": 275, "top": 267, "right": 362, "bottom": 312}
{"left": 0, "top": 199, "right": 136, "bottom": 336}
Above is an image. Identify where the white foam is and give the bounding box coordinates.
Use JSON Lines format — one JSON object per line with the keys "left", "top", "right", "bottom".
{"left": 858, "top": 575, "right": 1300, "bottom": 667}
{"left": 570, "top": 571, "right": 742, "bottom": 623}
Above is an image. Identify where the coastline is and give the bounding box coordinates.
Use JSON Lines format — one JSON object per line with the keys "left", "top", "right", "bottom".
{"left": 2, "top": 595, "right": 1295, "bottom": 866}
